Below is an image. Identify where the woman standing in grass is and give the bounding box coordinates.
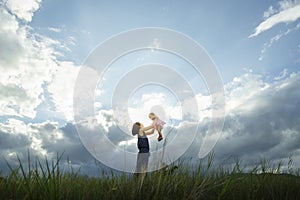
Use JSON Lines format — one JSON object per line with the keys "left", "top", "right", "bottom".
{"left": 132, "top": 122, "right": 154, "bottom": 173}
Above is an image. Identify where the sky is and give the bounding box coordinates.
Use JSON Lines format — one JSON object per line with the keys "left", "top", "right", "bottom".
{"left": 0, "top": 0, "right": 300, "bottom": 174}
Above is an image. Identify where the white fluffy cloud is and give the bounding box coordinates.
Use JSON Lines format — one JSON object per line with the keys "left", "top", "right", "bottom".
{"left": 0, "top": 7, "right": 47, "bottom": 118}
{"left": 0, "top": 2, "right": 85, "bottom": 174}
{"left": 47, "top": 62, "right": 79, "bottom": 121}
{"left": 4, "top": 0, "right": 41, "bottom": 22}
{"left": 250, "top": 1, "right": 300, "bottom": 37}
{"left": 0, "top": 3, "right": 79, "bottom": 120}
{"left": 224, "top": 72, "right": 268, "bottom": 114}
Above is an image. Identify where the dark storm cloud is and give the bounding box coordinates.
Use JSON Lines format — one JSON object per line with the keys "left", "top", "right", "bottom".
{"left": 184, "top": 72, "right": 300, "bottom": 167}
{"left": 0, "top": 121, "right": 97, "bottom": 175}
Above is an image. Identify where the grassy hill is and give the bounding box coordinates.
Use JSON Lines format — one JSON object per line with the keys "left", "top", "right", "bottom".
{"left": 1, "top": 155, "right": 300, "bottom": 199}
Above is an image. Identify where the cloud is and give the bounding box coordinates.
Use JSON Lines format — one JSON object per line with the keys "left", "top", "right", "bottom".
{"left": 0, "top": 1, "right": 111, "bottom": 174}
{"left": 192, "top": 71, "right": 300, "bottom": 168}
{"left": 1, "top": 69, "right": 300, "bottom": 174}
{"left": 0, "top": 7, "right": 22, "bottom": 67}
{"left": 0, "top": 119, "right": 96, "bottom": 174}
{"left": 4, "top": 0, "right": 42, "bottom": 22}
{"left": 90, "top": 69, "right": 300, "bottom": 171}
{"left": 48, "top": 27, "right": 62, "bottom": 33}
{"left": 259, "top": 23, "right": 300, "bottom": 60}
{"left": 224, "top": 72, "right": 268, "bottom": 114}
{"left": 0, "top": 7, "right": 47, "bottom": 118}
{"left": 274, "top": 68, "right": 289, "bottom": 80}
{"left": 249, "top": 2, "right": 300, "bottom": 37}
{"left": 148, "top": 38, "right": 161, "bottom": 52}
{"left": 263, "top": 6, "right": 276, "bottom": 19}
{"left": 0, "top": 7, "right": 43, "bottom": 118}
{"left": 0, "top": 4, "right": 79, "bottom": 120}
{"left": 0, "top": 2, "right": 89, "bottom": 174}
{"left": 47, "top": 61, "right": 80, "bottom": 121}
{"left": 278, "top": 0, "right": 300, "bottom": 10}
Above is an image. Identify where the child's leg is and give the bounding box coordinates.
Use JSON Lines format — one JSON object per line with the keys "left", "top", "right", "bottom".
{"left": 157, "top": 126, "right": 163, "bottom": 141}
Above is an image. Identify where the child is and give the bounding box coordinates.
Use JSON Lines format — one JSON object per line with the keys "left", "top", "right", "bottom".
{"left": 148, "top": 112, "right": 166, "bottom": 141}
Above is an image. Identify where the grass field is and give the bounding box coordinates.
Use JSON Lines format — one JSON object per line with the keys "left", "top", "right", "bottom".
{"left": 1, "top": 153, "right": 300, "bottom": 200}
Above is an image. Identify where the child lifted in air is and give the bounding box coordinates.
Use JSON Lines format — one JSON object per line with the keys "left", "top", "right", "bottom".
{"left": 148, "top": 112, "right": 166, "bottom": 142}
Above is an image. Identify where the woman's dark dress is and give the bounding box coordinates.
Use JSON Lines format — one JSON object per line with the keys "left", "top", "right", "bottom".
{"left": 137, "top": 134, "right": 149, "bottom": 153}
{"left": 135, "top": 134, "right": 150, "bottom": 173}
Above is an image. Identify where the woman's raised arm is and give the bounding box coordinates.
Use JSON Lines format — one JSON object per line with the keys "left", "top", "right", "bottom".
{"left": 139, "top": 125, "right": 154, "bottom": 132}
{"left": 145, "top": 128, "right": 155, "bottom": 135}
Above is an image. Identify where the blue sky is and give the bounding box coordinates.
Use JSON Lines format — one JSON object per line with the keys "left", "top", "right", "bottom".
{"left": 1, "top": 0, "right": 300, "bottom": 174}
{"left": 31, "top": 0, "right": 300, "bottom": 81}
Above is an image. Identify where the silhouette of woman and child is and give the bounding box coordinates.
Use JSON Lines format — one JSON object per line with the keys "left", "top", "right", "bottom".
{"left": 131, "top": 112, "right": 166, "bottom": 173}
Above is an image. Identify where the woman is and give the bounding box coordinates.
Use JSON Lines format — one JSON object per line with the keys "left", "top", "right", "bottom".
{"left": 132, "top": 122, "right": 154, "bottom": 173}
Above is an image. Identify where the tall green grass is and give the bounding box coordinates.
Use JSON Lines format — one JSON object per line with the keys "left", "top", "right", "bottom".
{"left": 1, "top": 153, "right": 300, "bottom": 199}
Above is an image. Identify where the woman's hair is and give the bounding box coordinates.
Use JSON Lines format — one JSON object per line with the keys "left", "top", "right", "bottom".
{"left": 132, "top": 122, "right": 141, "bottom": 136}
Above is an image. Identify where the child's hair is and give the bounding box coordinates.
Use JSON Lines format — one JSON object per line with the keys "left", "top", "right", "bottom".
{"left": 149, "top": 112, "right": 155, "bottom": 117}
{"left": 132, "top": 122, "right": 141, "bottom": 136}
